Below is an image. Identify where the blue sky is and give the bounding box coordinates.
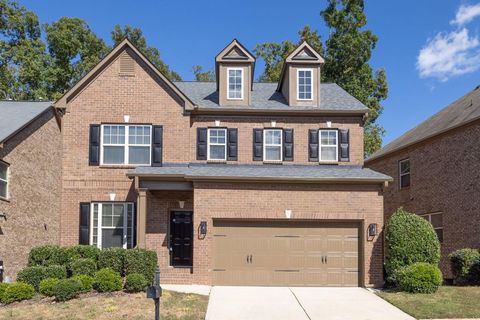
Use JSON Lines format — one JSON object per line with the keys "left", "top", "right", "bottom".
{"left": 19, "top": 0, "right": 480, "bottom": 146}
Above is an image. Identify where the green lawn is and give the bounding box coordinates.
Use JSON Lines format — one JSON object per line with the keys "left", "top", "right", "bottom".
{"left": 377, "top": 286, "right": 480, "bottom": 319}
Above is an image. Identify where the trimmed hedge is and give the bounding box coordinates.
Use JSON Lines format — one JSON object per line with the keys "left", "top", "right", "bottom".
{"left": 124, "top": 273, "right": 148, "bottom": 293}
{"left": 53, "top": 278, "right": 82, "bottom": 302}
{"left": 72, "top": 275, "right": 94, "bottom": 293}
{"left": 71, "top": 245, "right": 101, "bottom": 262}
{"left": 70, "top": 258, "right": 97, "bottom": 277}
{"left": 385, "top": 208, "right": 441, "bottom": 284}
{"left": 39, "top": 278, "right": 60, "bottom": 297}
{"left": 98, "top": 248, "right": 125, "bottom": 275}
{"left": 124, "top": 249, "right": 157, "bottom": 283}
{"left": 0, "top": 282, "right": 10, "bottom": 303}
{"left": 93, "top": 268, "right": 122, "bottom": 293}
{"left": 28, "top": 245, "right": 76, "bottom": 267}
{"left": 397, "top": 262, "right": 443, "bottom": 293}
{"left": 2, "top": 282, "right": 35, "bottom": 304}
{"left": 17, "top": 265, "right": 67, "bottom": 291}
{"left": 449, "top": 248, "right": 480, "bottom": 284}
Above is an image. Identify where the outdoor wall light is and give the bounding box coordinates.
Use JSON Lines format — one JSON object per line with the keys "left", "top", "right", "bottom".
{"left": 178, "top": 201, "right": 185, "bottom": 209}
{"left": 199, "top": 221, "right": 207, "bottom": 236}
{"left": 368, "top": 223, "right": 378, "bottom": 237}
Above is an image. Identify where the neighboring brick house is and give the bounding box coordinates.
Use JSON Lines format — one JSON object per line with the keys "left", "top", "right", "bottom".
{"left": 54, "top": 38, "right": 391, "bottom": 287}
{"left": 366, "top": 86, "right": 480, "bottom": 279}
{"left": 0, "top": 101, "right": 62, "bottom": 280}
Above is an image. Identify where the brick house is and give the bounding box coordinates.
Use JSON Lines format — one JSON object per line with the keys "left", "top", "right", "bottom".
{"left": 365, "top": 86, "right": 480, "bottom": 279}
{"left": 0, "top": 101, "right": 62, "bottom": 280}
{"left": 51, "top": 38, "right": 391, "bottom": 287}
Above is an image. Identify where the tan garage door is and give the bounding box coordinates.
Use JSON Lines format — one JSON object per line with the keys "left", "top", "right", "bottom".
{"left": 213, "top": 220, "right": 360, "bottom": 286}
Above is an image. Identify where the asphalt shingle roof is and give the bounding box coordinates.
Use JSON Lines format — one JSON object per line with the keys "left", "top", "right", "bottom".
{"left": 128, "top": 163, "right": 391, "bottom": 182}
{"left": 173, "top": 82, "right": 368, "bottom": 112}
{"left": 367, "top": 86, "right": 480, "bottom": 162}
{"left": 0, "top": 101, "right": 53, "bottom": 143}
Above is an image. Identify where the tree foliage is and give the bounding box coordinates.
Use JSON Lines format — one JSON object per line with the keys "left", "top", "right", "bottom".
{"left": 193, "top": 65, "right": 215, "bottom": 81}
{"left": 254, "top": 0, "right": 388, "bottom": 156}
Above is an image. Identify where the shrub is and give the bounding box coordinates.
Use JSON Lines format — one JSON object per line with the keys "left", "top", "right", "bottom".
{"left": 397, "top": 262, "right": 443, "bottom": 293}
{"left": 93, "top": 268, "right": 122, "bottom": 293}
{"left": 39, "top": 278, "right": 60, "bottom": 297}
{"left": 71, "top": 245, "right": 101, "bottom": 262}
{"left": 70, "top": 258, "right": 97, "bottom": 277}
{"left": 17, "top": 265, "right": 66, "bottom": 291}
{"left": 449, "top": 248, "right": 480, "bottom": 284}
{"left": 2, "top": 282, "right": 35, "bottom": 304}
{"left": 98, "top": 248, "right": 125, "bottom": 275}
{"left": 72, "top": 275, "right": 94, "bottom": 293}
{"left": 53, "top": 278, "right": 82, "bottom": 302}
{"left": 0, "top": 282, "right": 10, "bottom": 303}
{"left": 124, "top": 273, "right": 148, "bottom": 293}
{"left": 124, "top": 249, "right": 158, "bottom": 283}
{"left": 28, "top": 245, "right": 76, "bottom": 267}
{"left": 385, "top": 207, "right": 441, "bottom": 284}
{"left": 468, "top": 258, "right": 480, "bottom": 285}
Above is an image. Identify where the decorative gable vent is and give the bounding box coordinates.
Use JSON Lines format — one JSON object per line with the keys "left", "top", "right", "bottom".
{"left": 119, "top": 51, "right": 135, "bottom": 76}
{"left": 224, "top": 47, "right": 248, "bottom": 60}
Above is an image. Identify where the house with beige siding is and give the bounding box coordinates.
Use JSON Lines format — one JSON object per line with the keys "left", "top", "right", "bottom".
{"left": 0, "top": 101, "right": 62, "bottom": 280}
{"left": 366, "top": 86, "right": 480, "bottom": 280}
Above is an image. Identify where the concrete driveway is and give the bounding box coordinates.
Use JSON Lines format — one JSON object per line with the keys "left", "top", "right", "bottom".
{"left": 205, "top": 287, "right": 414, "bottom": 320}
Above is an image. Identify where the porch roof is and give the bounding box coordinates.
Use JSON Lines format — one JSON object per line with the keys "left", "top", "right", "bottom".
{"left": 127, "top": 163, "right": 392, "bottom": 184}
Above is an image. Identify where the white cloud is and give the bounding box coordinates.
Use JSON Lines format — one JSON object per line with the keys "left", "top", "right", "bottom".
{"left": 417, "top": 3, "right": 480, "bottom": 81}
{"left": 451, "top": 3, "right": 480, "bottom": 26}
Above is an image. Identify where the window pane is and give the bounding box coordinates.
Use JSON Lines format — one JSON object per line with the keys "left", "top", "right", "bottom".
{"left": 0, "top": 181, "right": 6, "bottom": 198}
{"left": 435, "top": 229, "right": 443, "bottom": 243}
{"left": 104, "top": 146, "right": 125, "bottom": 164}
{"left": 265, "top": 146, "right": 281, "bottom": 161}
{"left": 101, "top": 228, "right": 123, "bottom": 248}
{"left": 400, "top": 160, "right": 410, "bottom": 174}
{"left": 430, "top": 213, "right": 443, "bottom": 228}
{"left": 400, "top": 174, "right": 410, "bottom": 188}
{"left": 210, "top": 145, "right": 225, "bottom": 160}
{"left": 129, "top": 146, "right": 150, "bottom": 164}
{"left": 321, "top": 146, "right": 337, "bottom": 161}
{"left": 129, "top": 126, "right": 150, "bottom": 145}
{"left": 0, "top": 163, "right": 6, "bottom": 180}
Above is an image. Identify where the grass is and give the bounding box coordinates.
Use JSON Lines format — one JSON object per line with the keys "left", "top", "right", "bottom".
{"left": 0, "top": 290, "right": 209, "bottom": 320}
{"left": 377, "top": 286, "right": 480, "bottom": 319}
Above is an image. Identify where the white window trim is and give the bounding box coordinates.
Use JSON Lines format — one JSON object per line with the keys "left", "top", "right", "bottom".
{"left": 227, "top": 67, "right": 244, "bottom": 100}
{"left": 100, "top": 124, "right": 152, "bottom": 166}
{"left": 0, "top": 162, "right": 9, "bottom": 200}
{"left": 319, "top": 129, "right": 338, "bottom": 162}
{"left": 399, "top": 158, "right": 410, "bottom": 189}
{"left": 90, "top": 202, "right": 135, "bottom": 249}
{"left": 263, "top": 129, "right": 283, "bottom": 162}
{"left": 297, "top": 68, "right": 313, "bottom": 101}
{"left": 207, "top": 128, "right": 227, "bottom": 161}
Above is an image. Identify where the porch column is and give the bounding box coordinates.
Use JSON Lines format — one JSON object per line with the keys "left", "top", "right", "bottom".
{"left": 136, "top": 188, "right": 148, "bottom": 248}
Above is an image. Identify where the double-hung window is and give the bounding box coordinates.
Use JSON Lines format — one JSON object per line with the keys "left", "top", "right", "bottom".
{"left": 101, "top": 124, "right": 151, "bottom": 165}
{"left": 421, "top": 212, "right": 443, "bottom": 242}
{"left": 319, "top": 130, "right": 338, "bottom": 161}
{"left": 297, "top": 69, "right": 313, "bottom": 100}
{"left": 0, "top": 161, "right": 8, "bottom": 199}
{"left": 399, "top": 159, "right": 410, "bottom": 188}
{"left": 207, "top": 128, "right": 227, "bottom": 160}
{"left": 91, "top": 202, "right": 135, "bottom": 249}
{"left": 227, "top": 68, "right": 243, "bottom": 100}
{"left": 264, "top": 129, "right": 282, "bottom": 161}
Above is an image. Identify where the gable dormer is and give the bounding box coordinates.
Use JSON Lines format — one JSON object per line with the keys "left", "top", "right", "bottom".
{"left": 215, "top": 39, "right": 255, "bottom": 106}
{"left": 277, "top": 42, "right": 324, "bottom": 107}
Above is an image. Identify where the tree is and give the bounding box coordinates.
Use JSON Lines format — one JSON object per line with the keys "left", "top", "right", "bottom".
{"left": 111, "top": 25, "right": 181, "bottom": 81}
{"left": 254, "top": 1, "right": 388, "bottom": 156}
{"left": 45, "top": 17, "right": 108, "bottom": 100}
{"left": 192, "top": 65, "right": 214, "bottom": 81}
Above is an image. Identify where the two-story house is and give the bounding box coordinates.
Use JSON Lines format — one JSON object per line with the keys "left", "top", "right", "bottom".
{"left": 55, "top": 38, "right": 391, "bottom": 287}
{"left": 366, "top": 86, "right": 480, "bottom": 280}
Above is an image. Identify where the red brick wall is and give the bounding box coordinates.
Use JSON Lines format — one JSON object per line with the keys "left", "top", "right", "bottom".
{"left": 366, "top": 121, "right": 480, "bottom": 278}
{"left": 0, "top": 110, "right": 62, "bottom": 279}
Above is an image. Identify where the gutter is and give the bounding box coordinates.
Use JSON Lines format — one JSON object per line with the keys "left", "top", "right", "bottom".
{"left": 190, "top": 106, "right": 368, "bottom": 116}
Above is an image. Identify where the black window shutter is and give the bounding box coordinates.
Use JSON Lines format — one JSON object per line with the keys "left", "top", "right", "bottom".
{"left": 283, "top": 129, "right": 294, "bottom": 161}
{"left": 339, "top": 129, "right": 350, "bottom": 162}
{"left": 151, "top": 125, "right": 163, "bottom": 167}
{"left": 227, "top": 128, "right": 238, "bottom": 161}
{"left": 252, "top": 129, "right": 263, "bottom": 161}
{"left": 308, "top": 129, "right": 319, "bottom": 162}
{"left": 197, "top": 128, "right": 207, "bottom": 160}
{"left": 79, "top": 202, "right": 90, "bottom": 245}
{"left": 89, "top": 124, "right": 100, "bottom": 166}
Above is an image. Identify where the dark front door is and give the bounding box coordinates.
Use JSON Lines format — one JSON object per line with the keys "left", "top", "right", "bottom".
{"left": 169, "top": 211, "right": 193, "bottom": 267}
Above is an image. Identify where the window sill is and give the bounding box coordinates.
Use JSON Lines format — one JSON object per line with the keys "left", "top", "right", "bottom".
{"left": 99, "top": 165, "right": 148, "bottom": 169}
{"left": 206, "top": 160, "right": 227, "bottom": 164}
{"left": 169, "top": 265, "right": 193, "bottom": 269}
{"left": 0, "top": 196, "right": 10, "bottom": 203}
{"left": 263, "top": 161, "right": 283, "bottom": 165}
{"left": 318, "top": 161, "right": 338, "bottom": 165}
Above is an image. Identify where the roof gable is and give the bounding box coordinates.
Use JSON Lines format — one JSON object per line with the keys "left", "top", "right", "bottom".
{"left": 54, "top": 38, "right": 194, "bottom": 110}
{"left": 215, "top": 39, "right": 255, "bottom": 62}
{"left": 286, "top": 41, "right": 324, "bottom": 63}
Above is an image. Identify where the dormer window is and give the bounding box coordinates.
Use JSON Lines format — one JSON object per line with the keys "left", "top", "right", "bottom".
{"left": 297, "top": 69, "right": 313, "bottom": 100}
{"left": 227, "top": 68, "right": 243, "bottom": 100}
